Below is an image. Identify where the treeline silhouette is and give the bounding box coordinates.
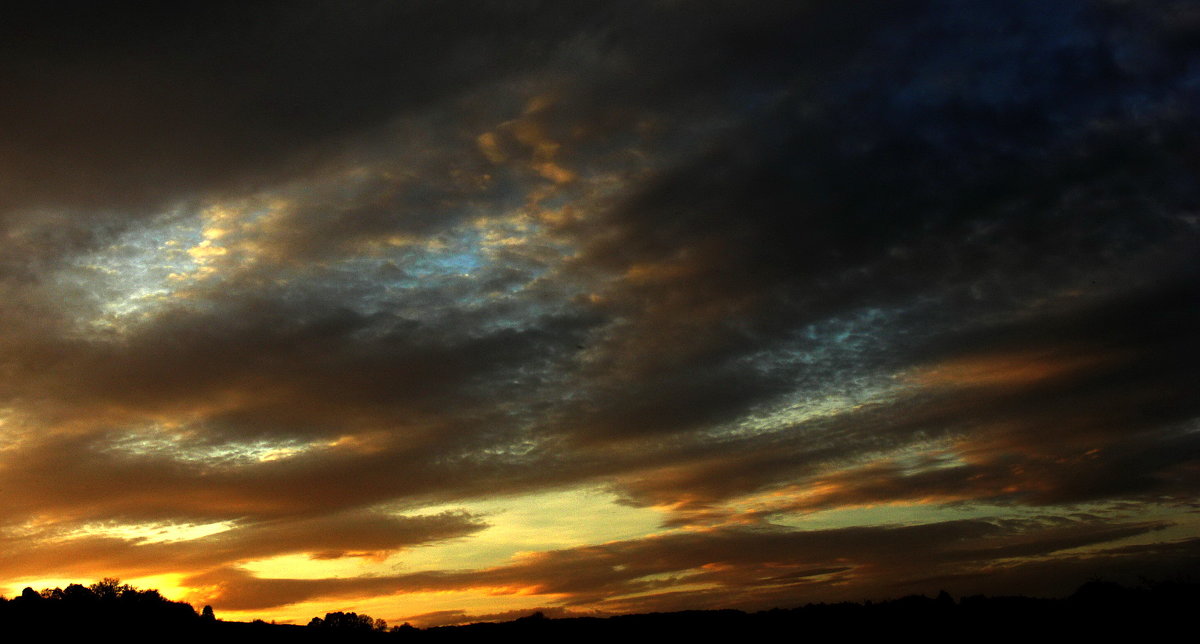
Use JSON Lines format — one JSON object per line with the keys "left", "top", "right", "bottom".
{"left": 0, "top": 578, "right": 201, "bottom": 637}
{"left": 1, "top": 579, "right": 1193, "bottom": 641}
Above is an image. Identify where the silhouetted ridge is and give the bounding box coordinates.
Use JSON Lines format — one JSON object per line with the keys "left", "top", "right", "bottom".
{"left": 1, "top": 579, "right": 1192, "bottom": 641}
{"left": 0, "top": 578, "right": 199, "bottom": 637}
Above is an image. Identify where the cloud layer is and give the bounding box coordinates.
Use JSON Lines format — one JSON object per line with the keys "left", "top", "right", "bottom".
{"left": 1, "top": 0, "right": 1197, "bottom": 624}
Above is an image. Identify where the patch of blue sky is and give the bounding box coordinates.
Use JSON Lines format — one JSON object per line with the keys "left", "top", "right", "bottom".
{"left": 54, "top": 207, "right": 204, "bottom": 332}
{"left": 708, "top": 305, "right": 916, "bottom": 442}
{"left": 360, "top": 218, "right": 573, "bottom": 320}
{"left": 103, "top": 426, "right": 319, "bottom": 468}
{"left": 416, "top": 247, "right": 484, "bottom": 278}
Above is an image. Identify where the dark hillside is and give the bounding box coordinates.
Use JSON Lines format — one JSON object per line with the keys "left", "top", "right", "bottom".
{"left": 1, "top": 579, "right": 1194, "bottom": 641}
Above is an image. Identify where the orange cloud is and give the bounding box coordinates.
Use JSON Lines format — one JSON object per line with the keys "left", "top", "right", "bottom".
{"left": 907, "top": 350, "right": 1111, "bottom": 389}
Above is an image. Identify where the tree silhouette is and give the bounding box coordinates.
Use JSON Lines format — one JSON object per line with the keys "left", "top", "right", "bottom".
{"left": 89, "top": 577, "right": 128, "bottom": 601}
{"left": 308, "top": 611, "right": 382, "bottom": 631}
{"left": 0, "top": 578, "right": 201, "bottom": 637}
{"left": 63, "top": 584, "right": 94, "bottom": 602}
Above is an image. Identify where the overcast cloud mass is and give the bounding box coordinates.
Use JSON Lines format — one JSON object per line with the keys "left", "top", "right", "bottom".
{"left": 1, "top": 0, "right": 1198, "bottom": 625}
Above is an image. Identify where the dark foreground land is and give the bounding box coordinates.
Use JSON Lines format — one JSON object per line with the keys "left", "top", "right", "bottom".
{"left": 1, "top": 580, "right": 1194, "bottom": 642}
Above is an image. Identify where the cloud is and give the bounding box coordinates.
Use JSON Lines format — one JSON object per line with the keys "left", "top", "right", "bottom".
{"left": 0, "top": 510, "right": 484, "bottom": 583}
{"left": 0, "top": 0, "right": 1197, "bottom": 619}
{"left": 0, "top": 2, "right": 624, "bottom": 216}
{"left": 184, "top": 515, "right": 1191, "bottom": 614}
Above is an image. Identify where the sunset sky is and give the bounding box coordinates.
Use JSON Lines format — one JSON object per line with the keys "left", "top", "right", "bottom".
{"left": 1, "top": 0, "right": 1198, "bottom": 627}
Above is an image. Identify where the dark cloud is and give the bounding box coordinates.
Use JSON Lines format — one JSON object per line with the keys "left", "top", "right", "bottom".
{"left": 535, "top": 0, "right": 1200, "bottom": 453}
{"left": 0, "top": 509, "right": 483, "bottom": 583}
{"left": 0, "top": 1, "right": 611, "bottom": 214}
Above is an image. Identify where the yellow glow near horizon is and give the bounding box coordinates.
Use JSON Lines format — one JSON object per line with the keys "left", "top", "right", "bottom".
{"left": 125, "top": 573, "right": 192, "bottom": 601}
{"left": 217, "top": 486, "right": 667, "bottom": 624}
{"left": 215, "top": 588, "right": 566, "bottom": 627}
{"left": 400, "top": 486, "right": 667, "bottom": 570}
{"left": 2, "top": 573, "right": 189, "bottom": 602}
{"left": 243, "top": 486, "right": 666, "bottom": 583}
{"left": 2, "top": 577, "right": 80, "bottom": 598}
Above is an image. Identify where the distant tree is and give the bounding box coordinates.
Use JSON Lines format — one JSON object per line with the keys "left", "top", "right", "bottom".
{"left": 63, "top": 584, "right": 95, "bottom": 601}
{"left": 201, "top": 604, "right": 216, "bottom": 621}
{"left": 19, "top": 587, "right": 40, "bottom": 601}
{"left": 89, "top": 577, "right": 129, "bottom": 600}
{"left": 310, "top": 611, "right": 376, "bottom": 631}
{"left": 374, "top": 617, "right": 388, "bottom": 631}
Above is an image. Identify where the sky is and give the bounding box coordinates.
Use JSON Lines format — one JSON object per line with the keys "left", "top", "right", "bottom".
{"left": 1, "top": 0, "right": 1198, "bottom": 627}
